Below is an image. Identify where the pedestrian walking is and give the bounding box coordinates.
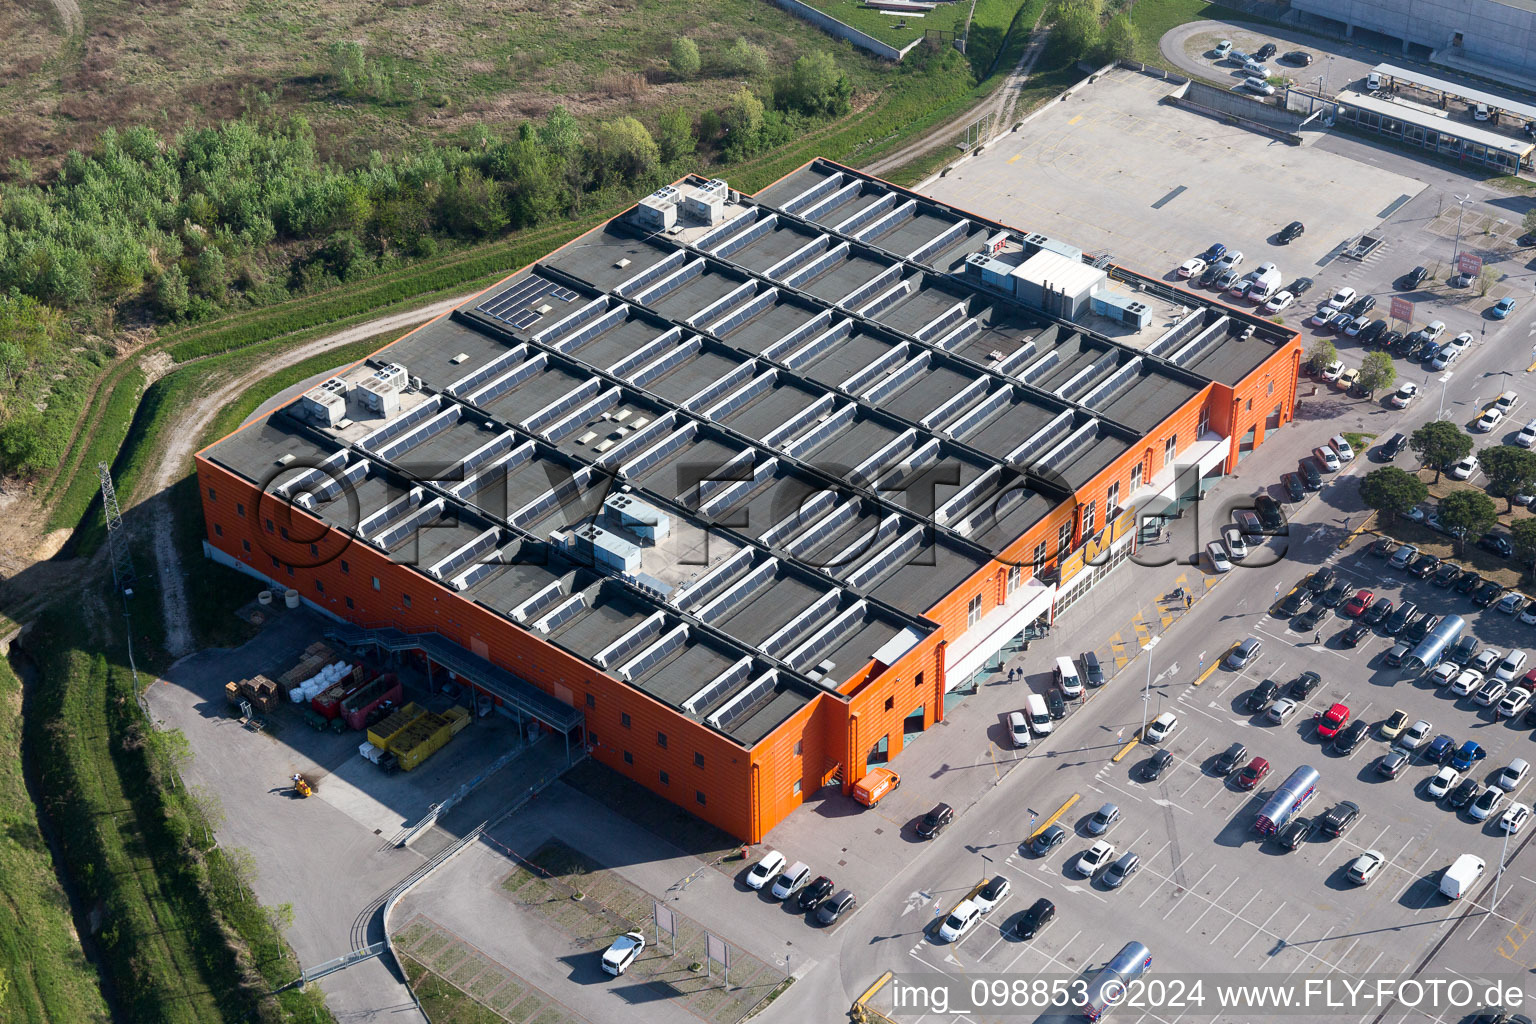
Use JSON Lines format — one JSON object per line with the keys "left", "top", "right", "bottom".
{"left": 1184, "top": 594, "right": 1192, "bottom": 610}
{"left": 1313, "top": 631, "right": 1321, "bottom": 645}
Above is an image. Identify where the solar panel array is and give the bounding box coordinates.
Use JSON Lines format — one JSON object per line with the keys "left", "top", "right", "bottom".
{"left": 707, "top": 670, "right": 777, "bottom": 730}
{"left": 682, "top": 656, "right": 753, "bottom": 716}
{"left": 477, "top": 275, "right": 579, "bottom": 329}
{"left": 595, "top": 611, "right": 666, "bottom": 667}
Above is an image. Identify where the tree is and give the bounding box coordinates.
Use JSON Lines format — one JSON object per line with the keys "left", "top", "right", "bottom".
{"left": 435, "top": 167, "right": 509, "bottom": 238}
{"left": 538, "top": 105, "right": 581, "bottom": 159}
{"left": 1097, "top": 13, "right": 1140, "bottom": 63}
{"left": 189, "top": 246, "right": 227, "bottom": 301}
{"left": 1357, "top": 350, "right": 1396, "bottom": 396}
{"left": 670, "top": 37, "right": 701, "bottom": 80}
{"left": 1480, "top": 445, "right": 1536, "bottom": 511}
{"left": 720, "top": 85, "right": 765, "bottom": 161}
{"left": 1048, "top": 0, "right": 1102, "bottom": 63}
{"left": 1437, "top": 489, "right": 1497, "bottom": 552}
{"left": 1525, "top": 206, "right": 1536, "bottom": 238}
{"left": 1409, "top": 420, "right": 1473, "bottom": 482}
{"left": 1512, "top": 518, "right": 1536, "bottom": 576}
{"left": 1306, "top": 337, "right": 1337, "bottom": 375}
{"left": 656, "top": 106, "right": 696, "bottom": 164}
{"left": 592, "top": 116, "right": 659, "bottom": 183}
{"left": 780, "top": 52, "right": 852, "bottom": 117}
{"left": 1359, "top": 467, "right": 1427, "bottom": 524}
{"left": 153, "top": 265, "right": 190, "bottom": 318}
{"left": 724, "top": 37, "right": 770, "bottom": 79}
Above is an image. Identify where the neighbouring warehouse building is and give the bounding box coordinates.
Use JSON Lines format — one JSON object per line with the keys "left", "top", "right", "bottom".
{"left": 196, "top": 159, "right": 1301, "bottom": 842}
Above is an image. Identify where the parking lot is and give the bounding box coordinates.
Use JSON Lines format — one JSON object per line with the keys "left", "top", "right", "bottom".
{"left": 923, "top": 68, "right": 1428, "bottom": 287}
{"left": 866, "top": 522, "right": 1536, "bottom": 1022}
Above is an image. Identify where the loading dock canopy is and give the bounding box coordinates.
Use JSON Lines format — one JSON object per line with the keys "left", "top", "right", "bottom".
{"left": 1336, "top": 91, "right": 1535, "bottom": 160}
{"left": 1370, "top": 63, "right": 1536, "bottom": 123}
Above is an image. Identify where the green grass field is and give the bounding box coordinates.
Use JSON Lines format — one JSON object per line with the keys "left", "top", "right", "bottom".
{"left": 0, "top": 657, "right": 111, "bottom": 1024}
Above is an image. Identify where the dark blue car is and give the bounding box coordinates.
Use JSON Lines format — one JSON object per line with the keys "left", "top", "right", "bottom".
{"left": 1450, "top": 740, "right": 1486, "bottom": 772}
{"left": 1203, "top": 242, "right": 1228, "bottom": 263}
{"left": 1425, "top": 734, "right": 1454, "bottom": 765}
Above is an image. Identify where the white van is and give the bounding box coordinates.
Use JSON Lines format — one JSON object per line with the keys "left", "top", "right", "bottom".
{"left": 1439, "top": 853, "right": 1485, "bottom": 899}
{"left": 1055, "top": 657, "right": 1083, "bottom": 698}
{"left": 1025, "top": 693, "right": 1053, "bottom": 736}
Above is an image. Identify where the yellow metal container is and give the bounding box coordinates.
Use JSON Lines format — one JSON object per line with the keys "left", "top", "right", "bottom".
{"left": 443, "top": 706, "right": 471, "bottom": 735}
{"left": 367, "top": 702, "right": 424, "bottom": 749}
{"left": 395, "top": 717, "right": 454, "bottom": 771}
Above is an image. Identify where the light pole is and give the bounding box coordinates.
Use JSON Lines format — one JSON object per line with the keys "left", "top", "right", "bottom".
{"left": 1140, "top": 635, "right": 1162, "bottom": 738}
{"left": 980, "top": 851, "right": 992, "bottom": 883}
{"left": 1437, "top": 370, "right": 1454, "bottom": 419}
{"left": 1451, "top": 192, "right": 1474, "bottom": 272}
{"left": 1493, "top": 817, "right": 1513, "bottom": 912}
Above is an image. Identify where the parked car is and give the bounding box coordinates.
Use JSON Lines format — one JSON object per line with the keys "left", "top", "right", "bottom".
{"left": 1403, "top": 265, "right": 1428, "bottom": 289}
{"left": 1343, "top": 590, "right": 1374, "bottom": 616}
{"left": 1448, "top": 778, "right": 1480, "bottom": 809}
{"left": 1427, "top": 766, "right": 1461, "bottom": 799}
{"left": 1246, "top": 681, "right": 1279, "bottom": 714}
{"left": 1226, "top": 638, "right": 1263, "bottom": 669}
{"left": 1479, "top": 533, "right": 1515, "bottom": 559}
{"left": 1103, "top": 851, "right": 1141, "bottom": 889}
{"left": 1493, "top": 296, "right": 1517, "bottom": 319}
{"left": 1075, "top": 840, "right": 1116, "bottom": 877}
{"left": 1389, "top": 383, "right": 1419, "bottom": 410}
{"left": 1276, "top": 816, "right": 1316, "bottom": 850}
{"left": 1291, "top": 276, "right": 1315, "bottom": 296}
{"left": 1145, "top": 712, "right": 1179, "bottom": 743}
{"left": 1265, "top": 290, "right": 1295, "bottom": 313}
{"left": 1316, "top": 702, "right": 1351, "bottom": 739}
{"left": 1289, "top": 671, "right": 1322, "bottom": 699}
{"left": 746, "top": 850, "right": 786, "bottom": 890}
{"left": 1471, "top": 785, "right": 1505, "bottom": 822}
{"left": 1236, "top": 757, "right": 1271, "bottom": 790}
{"left": 1333, "top": 719, "right": 1368, "bottom": 754}
{"left": 1215, "top": 741, "right": 1249, "bottom": 774}
{"left": 1255, "top": 42, "right": 1278, "bottom": 59}
{"left": 1297, "top": 458, "right": 1322, "bottom": 489}
{"left": 1283, "top": 50, "right": 1313, "bottom": 65}
{"left": 1274, "top": 589, "right": 1308, "bottom": 617}
{"left": 815, "top": 889, "right": 856, "bottom": 925}
{"left": 1282, "top": 473, "right": 1305, "bottom": 501}
{"left": 1086, "top": 803, "right": 1121, "bottom": 836}
{"left": 1279, "top": 220, "right": 1305, "bottom": 243}
{"left": 1380, "top": 709, "right": 1409, "bottom": 739}
{"left": 1178, "top": 257, "right": 1207, "bottom": 278}
{"left": 1267, "top": 697, "right": 1299, "bottom": 724}
{"left": 1010, "top": 897, "right": 1055, "bottom": 939}
{"left": 1321, "top": 800, "right": 1360, "bottom": 836}
{"left": 1398, "top": 719, "right": 1433, "bottom": 750}
{"left": 1449, "top": 454, "right": 1480, "bottom": 480}
{"left": 798, "top": 875, "right": 835, "bottom": 911}
{"left": 1030, "top": 824, "right": 1067, "bottom": 857}
{"left": 1497, "top": 758, "right": 1531, "bottom": 791}
{"left": 973, "top": 874, "right": 1012, "bottom": 913}
{"left": 1141, "top": 748, "right": 1174, "bottom": 781}
{"left": 1451, "top": 740, "right": 1487, "bottom": 771}
{"left": 602, "top": 931, "right": 646, "bottom": 976}
{"left": 1347, "top": 850, "right": 1386, "bottom": 885}
{"left": 1255, "top": 494, "right": 1286, "bottom": 531}
{"left": 1378, "top": 749, "right": 1410, "bottom": 779}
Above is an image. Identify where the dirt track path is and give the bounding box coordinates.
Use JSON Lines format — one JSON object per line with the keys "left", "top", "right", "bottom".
{"left": 864, "top": 18, "right": 1050, "bottom": 178}
{"left": 49, "top": 0, "right": 82, "bottom": 34}
{"left": 140, "top": 298, "right": 462, "bottom": 657}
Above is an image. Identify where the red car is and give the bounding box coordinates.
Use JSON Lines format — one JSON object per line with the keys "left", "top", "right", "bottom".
{"left": 1236, "top": 756, "right": 1270, "bottom": 790}
{"left": 1521, "top": 669, "right": 1536, "bottom": 692}
{"left": 1343, "top": 589, "right": 1374, "bottom": 617}
{"left": 1315, "top": 702, "right": 1350, "bottom": 739}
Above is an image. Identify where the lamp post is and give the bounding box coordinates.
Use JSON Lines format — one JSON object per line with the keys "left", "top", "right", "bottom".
{"left": 1493, "top": 815, "right": 1514, "bottom": 912}
{"left": 1437, "top": 370, "right": 1454, "bottom": 419}
{"left": 1140, "top": 636, "right": 1162, "bottom": 738}
{"left": 1450, "top": 193, "right": 1474, "bottom": 270}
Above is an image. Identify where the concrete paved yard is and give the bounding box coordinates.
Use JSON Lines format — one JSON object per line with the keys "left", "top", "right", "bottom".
{"left": 924, "top": 69, "right": 1426, "bottom": 284}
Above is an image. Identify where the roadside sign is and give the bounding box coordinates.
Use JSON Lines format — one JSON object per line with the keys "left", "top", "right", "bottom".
{"left": 1457, "top": 252, "right": 1483, "bottom": 277}
{"left": 1390, "top": 296, "right": 1414, "bottom": 323}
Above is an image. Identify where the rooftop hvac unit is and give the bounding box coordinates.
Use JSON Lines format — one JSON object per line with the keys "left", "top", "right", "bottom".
{"left": 410, "top": 375, "right": 423, "bottom": 391}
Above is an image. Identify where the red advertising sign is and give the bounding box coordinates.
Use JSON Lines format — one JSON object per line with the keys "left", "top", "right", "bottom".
{"left": 1457, "top": 252, "right": 1483, "bottom": 277}
{"left": 1389, "top": 296, "right": 1414, "bottom": 323}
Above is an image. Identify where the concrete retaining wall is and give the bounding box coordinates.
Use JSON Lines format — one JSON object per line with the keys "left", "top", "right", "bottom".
{"left": 770, "top": 0, "right": 920, "bottom": 61}
{"left": 1167, "top": 79, "right": 1307, "bottom": 144}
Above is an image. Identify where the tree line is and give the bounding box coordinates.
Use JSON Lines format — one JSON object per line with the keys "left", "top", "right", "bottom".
{"left": 0, "top": 41, "right": 899, "bottom": 475}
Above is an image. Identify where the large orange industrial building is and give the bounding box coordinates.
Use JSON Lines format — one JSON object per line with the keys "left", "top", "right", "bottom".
{"left": 196, "top": 159, "right": 1302, "bottom": 842}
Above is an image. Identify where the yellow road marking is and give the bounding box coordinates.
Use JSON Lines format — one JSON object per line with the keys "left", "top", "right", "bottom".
{"left": 1192, "top": 658, "right": 1222, "bottom": 686}
{"left": 1340, "top": 513, "right": 1378, "bottom": 550}
{"left": 1174, "top": 572, "right": 1187, "bottom": 586}
{"left": 1067, "top": 115, "right": 1083, "bottom": 125}
{"left": 1112, "top": 737, "right": 1140, "bottom": 762}
{"left": 1498, "top": 924, "right": 1531, "bottom": 963}
{"left": 1114, "top": 655, "right": 1129, "bottom": 669}
{"left": 1527, "top": 357, "right": 1536, "bottom": 373}
{"left": 856, "top": 972, "right": 894, "bottom": 1006}
{"left": 1006, "top": 153, "right": 1023, "bottom": 164}
{"left": 1108, "top": 631, "right": 1122, "bottom": 646}
{"left": 1160, "top": 613, "right": 1174, "bottom": 629}
{"left": 1029, "top": 794, "right": 1081, "bottom": 839}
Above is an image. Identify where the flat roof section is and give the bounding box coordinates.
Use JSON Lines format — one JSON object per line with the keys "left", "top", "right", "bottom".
{"left": 948, "top": 308, "right": 1046, "bottom": 368}
{"left": 870, "top": 280, "right": 970, "bottom": 339}
{"left": 541, "top": 224, "right": 675, "bottom": 293}
{"left": 465, "top": 559, "right": 576, "bottom": 617}
{"left": 640, "top": 263, "right": 749, "bottom": 322}
{"left": 560, "top": 313, "right": 673, "bottom": 374}
{"left": 796, "top": 250, "right": 891, "bottom": 307}
{"left": 1174, "top": 320, "right": 1279, "bottom": 385}
{"left": 391, "top": 513, "right": 489, "bottom": 567}
{"left": 632, "top": 639, "right": 739, "bottom": 708}
{"left": 801, "top": 184, "right": 889, "bottom": 232}
{"left": 709, "top": 466, "right": 841, "bottom": 544}
{"left": 752, "top": 164, "right": 835, "bottom": 210}
{"left": 714, "top": 380, "right": 822, "bottom": 443}
{"left": 1371, "top": 62, "right": 1536, "bottom": 125}
{"left": 544, "top": 585, "right": 655, "bottom": 660}
{"left": 867, "top": 541, "right": 988, "bottom": 615}
{"left": 792, "top": 327, "right": 902, "bottom": 391}
{"left": 803, "top": 416, "right": 903, "bottom": 477}
{"left": 959, "top": 399, "right": 1060, "bottom": 462}
{"left": 712, "top": 573, "right": 826, "bottom": 647}
{"left": 373, "top": 316, "right": 513, "bottom": 393}
{"left": 862, "top": 207, "right": 966, "bottom": 261}
{"left": 1039, "top": 429, "right": 1130, "bottom": 491}
{"left": 1336, "top": 91, "right": 1535, "bottom": 157}
{"left": 630, "top": 434, "right": 747, "bottom": 503}
{"left": 641, "top": 347, "right": 748, "bottom": 406}
{"left": 1092, "top": 368, "right": 1200, "bottom": 435}
{"left": 922, "top": 222, "right": 993, "bottom": 275}
{"left": 721, "top": 221, "right": 826, "bottom": 275}
{"left": 878, "top": 363, "right": 980, "bottom": 425}
{"left": 477, "top": 364, "right": 591, "bottom": 426}
{"left": 712, "top": 295, "right": 825, "bottom": 357}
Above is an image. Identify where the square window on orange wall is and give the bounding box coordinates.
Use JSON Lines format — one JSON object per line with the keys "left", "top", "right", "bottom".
{"left": 884, "top": 696, "right": 894, "bottom": 711}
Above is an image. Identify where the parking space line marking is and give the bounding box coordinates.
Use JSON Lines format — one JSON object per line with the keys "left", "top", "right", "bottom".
{"left": 1236, "top": 904, "right": 1285, "bottom": 957}
{"left": 1185, "top": 876, "right": 1236, "bottom": 933}
{"left": 1209, "top": 889, "right": 1263, "bottom": 944}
